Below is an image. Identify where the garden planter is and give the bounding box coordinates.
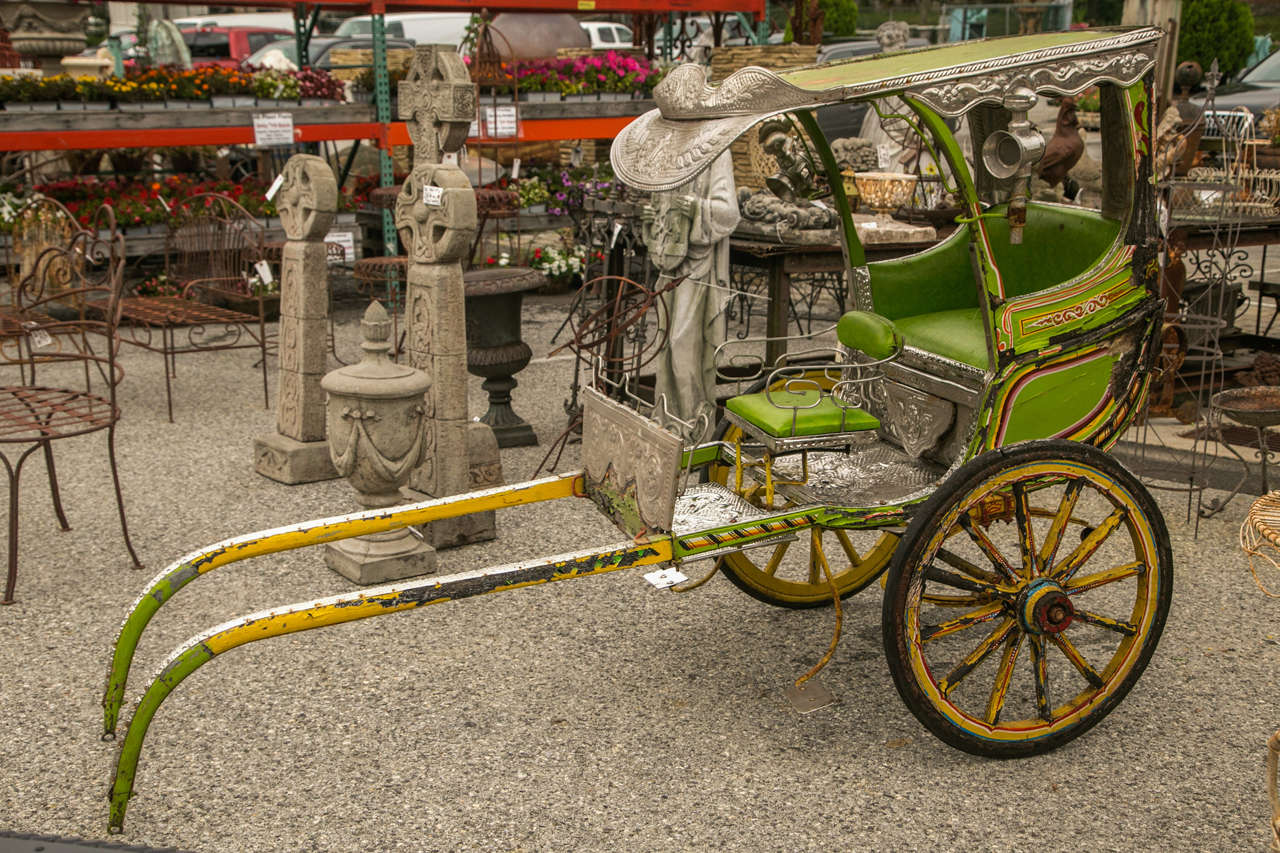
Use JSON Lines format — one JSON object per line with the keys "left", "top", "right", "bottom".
{"left": 222, "top": 293, "right": 280, "bottom": 322}
{"left": 58, "top": 100, "right": 82, "bottom": 111}
{"left": 84, "top": 101, "right": 111, "bottom": 112}
{"left": 336, "top": 212, "right": 358, "bottom": 225}
{"left": 522, "top": 203, "right": 547, "bottom": 215}
{"left": 522, "top": 91, "right": 559, "bottom": 103}
{"left": 256, "top": 98, "right": 298, "bottom": 108}
{"left": 26, "top": 101, "right": 60, "bottom": 112}
{"left": 599, "top": 92, "right": 629, "bottom": 102}
{"left": 211, "top": 95, "right": 256, "bottom": 109}
{"left": 116, "top": 101, "right": 164, "bottom": 112}
{"left": 300, "top": 97, "right": 339, "bottom": 107}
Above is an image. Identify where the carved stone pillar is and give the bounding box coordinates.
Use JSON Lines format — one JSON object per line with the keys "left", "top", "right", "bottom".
{"left": 395, "top": 44, "right": 503, "bottom": 547}
{"left": 254, "top": 154, "right": 340, "bottom": 484}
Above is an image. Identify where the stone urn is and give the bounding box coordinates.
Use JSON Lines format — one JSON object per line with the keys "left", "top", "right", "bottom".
{"left": 322, "top": 301, "right": 436, "bottom": 584}
{"left": 463, "top": 266, "right": 546, "bottom": 448}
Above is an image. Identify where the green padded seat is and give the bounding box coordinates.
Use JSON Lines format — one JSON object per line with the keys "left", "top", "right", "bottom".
{"left": 894, "top": 308, "right": 989, "bottom": 369}
{"left": 726, "top": 389, "right": 880, "bottom": 438}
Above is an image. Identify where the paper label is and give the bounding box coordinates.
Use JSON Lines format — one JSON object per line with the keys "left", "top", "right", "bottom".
{"left": 468, "top": 119, "right": 480, "bottom": 138}
{"left": 442, "top": 151, "right": 458, "bottom": 166}
{"left": 265, "top": 174, "right": 285, "bottom": 201}
{"left": 252, "top": 112, "right": 294, "bottom": 147}
{"left": 511, "top": 157, "right": 521, "bottom": 180}
{"left": 157, "top": 195, "right": 172, "bottom": 213}
{"left": 610, "top": 221, "right": 623, "bottom": 248}
{"left": 422, "top": 185, "right": 444, "bottom": 206}
{"left": 643, "top": 568, "right": 688, "bottom": 589}
{"left": 254, "top": 259, "right": 274, "bottom": 284}
{"left": 22, "top": 322, "right": 52, "bottom": 350}
{"left": 324, "top": 229, "right": 356, "bottom": 263}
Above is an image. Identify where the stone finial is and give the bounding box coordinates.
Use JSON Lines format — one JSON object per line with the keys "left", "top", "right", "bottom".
{"left": 277, "top": 154, "right": 337, "bottom": 241}
{"left": 398, "top": 44, "right": 476, "bottom": 164}
{"left": 393, "top": 163, "right": 477, "bottom": 264}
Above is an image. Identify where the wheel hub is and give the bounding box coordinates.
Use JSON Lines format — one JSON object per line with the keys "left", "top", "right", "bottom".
{"left": 1018, "top": 579, "right": 1074, "bottom": 634}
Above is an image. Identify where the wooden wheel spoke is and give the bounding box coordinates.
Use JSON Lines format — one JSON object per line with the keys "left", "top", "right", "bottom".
{"left": 922, "top": 592, "right": 997, "bottom": 607}
{"left": 1012, "top": 481, "right": 1037, "bottom": 578}
{"left": 957, "top": 514, "right": 1019, "bottom": 584}
{"left": 984, "top": 630, "right": 1024, "bottom": 725}
{"left": 1049, "top": 632, "right": 1105, "bottom": 688}
{"left": 921, "top": 601, "right": 1005, "bottom": 642}
{"left": 1064, "top": 560, "right": 1144, "bottom": 595}
{"left": 763, "top": 541, "right": 791, "bottom": 577}
{"left": 936, "top": 547, "right": 1003, "bottom": 586}
{"left": 938, "top": 618, "right": 1015, "bottom": 696}
{"left": 1072, "top": 608, "right": 1137, "bottom": 636}
{"left": 833, "top": 529, "right": 864, "bottom": 570}
{"left": 1038, "top": 479, "right": 1084, "bottom": 577}
{"left": 1030, "top": 634, "right": 1052, "bottom": 721}
{"left": 924, "top": 564, "right": 1011, "bottom": 599}
{"left": 1051, "top": 506, "right": 1127, "bottom": 584}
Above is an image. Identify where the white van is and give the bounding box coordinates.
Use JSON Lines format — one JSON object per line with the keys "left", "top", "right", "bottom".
{"left": 172, "top": 12, "right": 296, "bottom": 31}
{"left": 334, "top": 13, "right": 470, "bottom": 47}
{"left": 579, "top": 21, "right": 633, "bottom": 49}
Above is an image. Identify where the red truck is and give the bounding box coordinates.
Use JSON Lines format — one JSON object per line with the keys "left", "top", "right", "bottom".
{"left": 181, "top": 27, "right": 291, "bottom": 68}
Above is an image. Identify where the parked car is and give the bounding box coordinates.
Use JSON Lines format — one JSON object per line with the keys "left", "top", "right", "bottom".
{"left": 182, "top": 26, "right": 291, "bottom": 68}
{"left": 243, "top": 36, "right": 416, "bottom": 71}
{"left": 173, "top": 12, "right": 296, "bottom": 31}
{"left": 580, "top": 20, "right": 633, "bottom": 49}
{"left": 1195, "top": 49, "right": 1280, "bottom": 127}
{"left": 334, "top": 12, "right": 470, "bottom": 46}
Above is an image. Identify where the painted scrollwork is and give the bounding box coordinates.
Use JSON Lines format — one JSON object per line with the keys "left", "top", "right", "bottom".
{"left": 394, "top": 164, "right": 477, "bottom": 264}
{"left": 398, "top": 44, "right": 476, "bottom": 164}
{"left": 277, "top": 154, "right": 337, "bottom": 241}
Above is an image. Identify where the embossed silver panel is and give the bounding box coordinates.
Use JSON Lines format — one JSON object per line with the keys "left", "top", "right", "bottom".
{"left": 582, "top": 387, "right": 683, "bottom": 535}
{"left": 770, "top": 443, "right": 945, "bottom": 507}
{"left": 883, "top": 381, "right": 955, "bottom": 458}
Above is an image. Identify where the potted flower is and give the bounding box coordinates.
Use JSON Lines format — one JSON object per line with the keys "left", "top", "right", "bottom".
{"left": 295, "top": 68, "right": 344, "bottom": 106}
{"left": 75, "top": 76, "right": 114, "bottom": 111}
{"left": 516, "top": 177, "right": 550, "bottom": 214}
{"left": 134, "top": 273, "right": 183, "bottom": 298}
{"left": 208, "top": 68, "right": 256, "bottom": 109}
{"left": 253, "top": 69, "right": 300, "bottom": 107}
{"left": 527, "top": 242, "right": 588, "bottom": 291}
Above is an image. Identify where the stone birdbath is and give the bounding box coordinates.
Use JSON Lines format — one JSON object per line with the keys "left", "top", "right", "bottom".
{"left": 463, "top": 266, "right": 546, "bottom": 448}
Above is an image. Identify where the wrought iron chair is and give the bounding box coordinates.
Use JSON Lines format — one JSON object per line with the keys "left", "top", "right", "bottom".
{"left": 1, "top": 198, "right": 81, "bottom": 373}
{"left": 0, "top": 206, "right": 142, "bottom": 604}
{"left": 115, "top": 193, "right": 272, "bottom": 422}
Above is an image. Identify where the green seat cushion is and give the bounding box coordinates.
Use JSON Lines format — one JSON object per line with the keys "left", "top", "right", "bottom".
{"left": 726, "top": 389, "right": 880, "bottom": 438}
{"left": 894, "top": 308, "right": 989, "bottom": 369}
{"left": 836, "top": 310, "right": 902, "bottom": 359}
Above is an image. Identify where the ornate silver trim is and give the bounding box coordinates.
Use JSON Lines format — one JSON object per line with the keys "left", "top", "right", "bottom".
{"left": 849, "top": 264, "right": 873, "bottom": 312}
{"left": 882, "top": 382, "right": 955, "bottom": 458}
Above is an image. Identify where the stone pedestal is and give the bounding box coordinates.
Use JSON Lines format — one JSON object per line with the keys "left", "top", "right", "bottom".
{"left": 404, "top": 421, "right": 501, "bottom": 546}
{"left": 254, "top": 155, "right": 340, "bottom": 484}
{"left": 325, "top": 527, "right": 436, "bottom": 585}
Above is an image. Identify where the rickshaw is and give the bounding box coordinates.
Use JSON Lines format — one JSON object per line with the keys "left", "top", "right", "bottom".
{"left": 100, "top": 26, "right": 1172, "bottom": 832}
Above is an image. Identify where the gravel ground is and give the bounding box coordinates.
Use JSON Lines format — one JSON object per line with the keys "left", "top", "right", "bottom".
{"left": 1, "top": 293, "right": 1278, "bottom": 852}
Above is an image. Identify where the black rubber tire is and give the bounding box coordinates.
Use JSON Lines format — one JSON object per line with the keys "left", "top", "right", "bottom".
{"left": 882, "top": 439, "right": 1173, "bottom": 758}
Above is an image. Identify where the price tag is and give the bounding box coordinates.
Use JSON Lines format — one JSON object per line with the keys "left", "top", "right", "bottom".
{"left": 254, "top": 259, "right": 274, "bottom": 284}
{"left": 265, "top": 174, "right": 285, "bottom": 201}
{"left": 511, "top": 157, "right": 521, "bottom": 180}
{"left": 252, "top": 112, "right": 294, "bottom": 147}
{"left": 21, "top": 322, "right": 53, "bottom": 350}
{"left": 324, "top": 229, "right": 356, "bottom": 263}
{"left": 610, "top": 221, "right": 623, "bottom": 248}
{"left": 643, "top": 568, "right": 688, "bottom": 589}
{"left": 442, "top": 151, "right": 458, "bottom": 166}
{"left": 422, "top": 185, "right": 444, "bottom": 206}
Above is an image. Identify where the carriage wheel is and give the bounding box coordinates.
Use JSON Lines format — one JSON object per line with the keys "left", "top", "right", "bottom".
{"left": 709, "top": 367, "right": 898, "bottom": 608}
{"left": 882, "top": 440, "right": 1171, "bottom": 757}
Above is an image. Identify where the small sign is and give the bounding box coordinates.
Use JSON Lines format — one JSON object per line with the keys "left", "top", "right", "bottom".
{"left": 324, "top": 229, "right": 356, "bottom": 263}
{"left": 253, "top": 259, "right": 274, "bottom": 284}
{"left": 265, "top": 174, "right": 285, "bottom": 201}
{"left": 252, "top": 112, "right": 294, "bottom": 147}
{"left": 21, "top": 322, "right": 52, "bottom": 350}
{"left": 578, "top": 0, "right": 596, "bottom": 8}
{"left": 157, "top": 195, "right": 172, "bottom": 213}
{"left": 643, "top": 568, "right": 688, "bottom": 589}
{"left": 482, "top": 106, "right": 518, "bottom": 138}
{"left": 610, "top": 221, "right": 623, "bottom": 248}
{"left": 511, "top": 157, "right": 521, "bottom": 180}
{"left": 422, "top": 185, "right": 444, "bottom": 207}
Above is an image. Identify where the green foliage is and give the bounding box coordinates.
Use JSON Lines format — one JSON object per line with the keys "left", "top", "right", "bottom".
{"left": 1177, "top": 0, "right": 1255, "bottom": 78}
{"left": 821, "top": 0, "right": 859, "bottom": 37}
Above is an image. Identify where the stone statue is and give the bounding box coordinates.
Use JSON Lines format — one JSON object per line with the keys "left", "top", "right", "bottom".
{"left": 641, "top": 151, "right": 740, "bottom": 422}
{"left": 254, "top": 154, "right": 339, "bottom": 484}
